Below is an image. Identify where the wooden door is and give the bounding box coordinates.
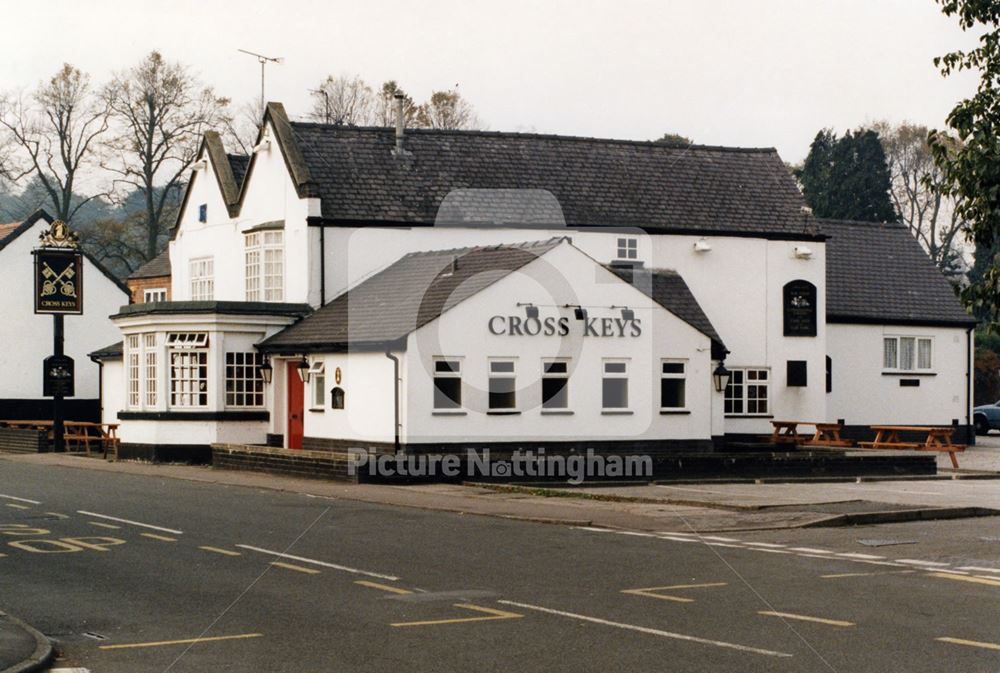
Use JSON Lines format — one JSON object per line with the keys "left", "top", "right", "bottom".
{"left": 287, "top": 364, "right": 304, "bottom": 450}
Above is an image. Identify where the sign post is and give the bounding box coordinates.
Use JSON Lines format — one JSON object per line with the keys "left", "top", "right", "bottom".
{"left": 32, "top": 220, "right": 83, "bottom": 453}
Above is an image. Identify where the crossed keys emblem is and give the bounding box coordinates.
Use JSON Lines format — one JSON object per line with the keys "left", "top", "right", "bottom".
{"left": 40, "top": 261, "right": 77, "bottom": 298}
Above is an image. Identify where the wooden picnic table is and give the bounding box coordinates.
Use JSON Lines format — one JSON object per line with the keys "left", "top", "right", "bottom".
{"left": 770, "top": 421, "right": 853, "bottom": 447}
{"left": 0, "top": 420, "right": 120, "bottom": 459}
{"left": 859, "top": 425, "right": 965, "bottom": 469}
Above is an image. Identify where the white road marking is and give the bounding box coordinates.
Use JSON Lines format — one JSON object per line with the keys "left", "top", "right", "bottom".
{"left": 620, "top": 531, "right": 657, "bottom": 538}
{"left": 574, "top": 526, "right": 613, "bottom": 533}
{"left": 236, "top": 544, "right": 400, "bottom": 580}
{"left": 705, "top": 542, "right": 744, "bottom": 548}
{"left": 788, "top": 547, "right": 833, "bottom": 554}
{"left": 744, "top": 542, "right": 786, "bottom": 548}
{"left": 658, "top": 535, "right": 699, "bottom": 543}
{"left": 750, "top": 548, "right": 792, "bottom": 555}
{"left": 0, "top": 494, "right": 41, "bottom": 505}
{"left": 77, "top": 511, "right": 183, "bottom": 535}
{"left": 700, "top": 535, "right": 741, "bottom": 542}
{"left": 497, "top": 600, "right": 793, "bottom": 658}
{"left": 957, "top": 566, "right": 1000, "bottom": 574}
{"left": 897, "top": 559, "right": 951, "bottom": 567}
{"left": 50, "top": 668, "right": 91, "bottom": 672}
{"left": 835, "top": 552, "right": 884, "bottom": 560}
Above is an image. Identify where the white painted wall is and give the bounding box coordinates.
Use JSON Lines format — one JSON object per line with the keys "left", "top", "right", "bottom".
{"left": 170, "top": 122, "right": 317, "bottom": 304}
{"left": 300, "top": 351, "right": 397, "bottom": 445}
{"left": 100, "top": 358, "right": 124, "bottom": 426}
{"left": 0, "top": 220, "right": 129, "bottom": 400}
{"left": 826, "top": 323, "right": 971, "bottom": 427}
{"left": 400, "top": 242, "right": 715, "bottom": 444}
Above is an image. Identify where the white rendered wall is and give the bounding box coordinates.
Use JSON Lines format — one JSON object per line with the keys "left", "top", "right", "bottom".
{"left": 100, "top": 359, "right": 124, "bottom": 426}
{"left": 826, "top": 323, "right": 971, "bottom": 427}
{"left": 400, "top": 242, "right": 714, "bottom": 444}
{"left": 170, "top": 122, "right": 316, "bottom": 304}
{"left": 300, "top": 352, "right": 397, "bottom": 445}
{"left": 0, "top": 221, "right": 129, "bottom": 400}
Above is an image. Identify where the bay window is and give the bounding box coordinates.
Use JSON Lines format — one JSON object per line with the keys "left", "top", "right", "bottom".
{"left": 245, "top": 230, "right": 284, "bottom": 301}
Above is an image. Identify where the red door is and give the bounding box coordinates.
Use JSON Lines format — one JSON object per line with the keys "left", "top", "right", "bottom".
{"left": 287, "top": 364, "right": 304, "bottom": 450}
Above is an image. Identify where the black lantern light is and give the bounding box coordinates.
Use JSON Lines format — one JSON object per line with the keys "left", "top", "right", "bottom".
{"left": 525, "top": 304, "right": 539, "bottom": 319}
{"left": 574, "top": 306, "right": 588, "bottom": 321}
{"left": 259, "top": 358, "right": 273, "bottom": 384}
{"left": 621, "top": 307, "right": 635, "bottom": 321}
{"left": 713, "top": 362, "right": 731, "bottom": 393}
{"left": 296, "top": 357, "right": 311, "bottom": 383}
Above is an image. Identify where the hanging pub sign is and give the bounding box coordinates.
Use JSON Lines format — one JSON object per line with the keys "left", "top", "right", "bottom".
{"left": 33, "top": 220, "right": 83, "bottom": 315}
{"left": 43, "top": 354, "right": 75, "bottom": 397}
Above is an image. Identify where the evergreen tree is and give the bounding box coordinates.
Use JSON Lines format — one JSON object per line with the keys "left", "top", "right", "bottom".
{"left": 798, "top": 128, "right": 897, "bottom": 222}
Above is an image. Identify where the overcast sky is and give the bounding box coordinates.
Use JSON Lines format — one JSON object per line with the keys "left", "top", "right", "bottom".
{"left": 2, "top": 0, "right": 981, "bottom": 163}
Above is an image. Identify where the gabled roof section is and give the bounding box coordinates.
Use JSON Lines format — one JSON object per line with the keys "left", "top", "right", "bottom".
{"left": 228, "top": 154, "right": 250, "bottom": 188}
{"left": 202, "top": 131, "right": 245, "bottom": 216}
{"left": 821, "top": 218, "right": 975, "bottom": 327}
{"left": 0, "top": 209, "right": 52, "bottom": 254}
{"left": 259, "top": 238, "right": 568, "bottom": 352}
{"left": 608, "top": 266, "right": 727, "bottom": 356}
{"left": 282, "top": 122, "right": 819, "bottom": 238}
{"left": 128, "top": 248, "right": 170, "bottom": 280}
{"left": 0, "top": 208, "right": 131, "bottom": 297}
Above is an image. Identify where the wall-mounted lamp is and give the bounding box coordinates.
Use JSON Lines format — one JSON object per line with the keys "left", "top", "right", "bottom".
{"left": 621, "top": 307, "right": 635, "bottom": 321}
{"left": 574, "top": 306, "right": 588, "bottom": 321}
{"left": 713, "top": 362, "right": 731, "bottom": 393}
{"left": 693, "top": 238, "right": 712, "bottom": 253}
{"left": 296, "top": 357, "right": 311, "bottom": 383}
{"left": 259, "top": 358, "right": 273, "bottom": 384}
{"left": 191, "top": 159, "right": 208, "bottom": 171}
{"left": 523, "top": 303, "right": 539, "bottom": 319}
{"left": 794, "top": 245, "right": 814, "bottom": 259}
{"left": 252, "top": 139, "right": 271, "bottom": 154}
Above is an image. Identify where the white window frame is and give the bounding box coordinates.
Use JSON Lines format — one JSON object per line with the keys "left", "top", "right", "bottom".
{"left": 189, "top": 257, "right": 214, "bottom": 301}
{"left": 309, "top": 361, "right": 326, "bottom": 410}
{"left": 245, "top": 230, "right": 284, "bottom": 302}
{"left": 433, "top": 357, "right": 463, "bottom": 411}
{"left": 660, "top": 359, "right": 687, "bottom": 411}
{"left": 143, "top": 333, "right": 158, "bottom": 408}
{"left": 616, "top": 237, "right": 638, "bottom": 260}
{"left": 126, "top": 335, "right": 140, "bottom": 409}
{"left": 143, "top": 288, "right": 167, "bottom": 303}
{"left": 488, "top": 359, "right": 517, "bottom": 412}
{"left": 883, "top": 336, "right": 933, "bottom": 373}
{"left": 541, "top": 359, "right": 570, "bottom": 411}
{"left": 724, "top": 367, "right": 770, "bottom": 416}
{"left": 225, "top": 352, "right": 265, "bottom": 408}
{"left": 601, "top": 359, "right": 630, "bottom": 411}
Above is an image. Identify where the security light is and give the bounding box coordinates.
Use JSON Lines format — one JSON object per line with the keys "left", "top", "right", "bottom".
{"left": 574, "top": 306, "right": 587, "bottom": 321}
{"left": 259, "top": 358, "right": 273, "bottom": 384}
{"left": 525, "top": 304, "right": 539, "bottom": 319}
{"left": 621, "top": 307, "right": 635, "bottom": 321}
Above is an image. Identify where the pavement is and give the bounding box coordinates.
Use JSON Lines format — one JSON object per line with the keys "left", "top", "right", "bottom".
{"left": 0, "top": 454, "right": 998, "bottom": 671}
{"left": 0, "top": 609, "right": 51, "bottom": 673}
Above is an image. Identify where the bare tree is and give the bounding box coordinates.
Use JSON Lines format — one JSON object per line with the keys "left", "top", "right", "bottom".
{"left": 415, "top": 89, "right": 482, "bottom": 130}
{"left": 104, "top": 51, "right": 232, "bottom": 261}
{"left": 0, "top": 64, "right": 110, "bottom": 222}
{"left": 373, "top": 81, "right": 419, "bottom": 127}
{"left": 222, "top": 100, "right": 262, "bottom": 156}
{"left": 308, "top": 74, "right": 374, "bottom": 125}
{"left": 873, "top": 120, "right": 966, "bottom": 276}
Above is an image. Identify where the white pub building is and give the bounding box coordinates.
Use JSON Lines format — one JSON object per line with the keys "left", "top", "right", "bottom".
{"left": 93, "top": 103, "right": 975, "bottom": 465}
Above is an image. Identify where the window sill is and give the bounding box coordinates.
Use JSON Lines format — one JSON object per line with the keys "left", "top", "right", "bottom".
{"left": 724, "top": 414, "right": 774, "bottom": 419}
{"left": 659, "top": 409, "right": 691, "bottom": 415}
{"left": 541, "top": 409, "right": 574, "bottom": 415}
{"left": 601, "top": 409, "right": 633, "bottom": 415}
{"left": 432, "top": 410, "right": 467, "bottom": 416}
{"left": 487, "top": 410, "right": 521, "bottom": 416}
{"left": 881, "top": 371, "right": 936, "bottom": 377}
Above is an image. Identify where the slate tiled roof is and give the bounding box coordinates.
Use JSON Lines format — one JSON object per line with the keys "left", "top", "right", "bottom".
{"left": 821, "top": 219, "right": 974, "bottom": 327}
{"left": 89, "top": 341, "right": 123, "bottom": 360}
{"left": 228, "top": 154, "right": 250, "bottom": 189}
{"left": 286, "top": 121, "right": 819, "bottom": 239}
{"left": 128, "top": 249, "right": 171, "bottom": 280}
{"left": 609, "top": 266, "right": 726, "bottom": 354}
{"left": 260, "top": 239, "right": 566, "bottom": 352}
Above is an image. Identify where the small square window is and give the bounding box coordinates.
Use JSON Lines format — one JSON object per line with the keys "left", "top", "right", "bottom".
{"left": 198, "top": 204, "right": 208, "bottom": 223}
{"left": 616, "top": 237, "right": 638, "bottom": 260}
